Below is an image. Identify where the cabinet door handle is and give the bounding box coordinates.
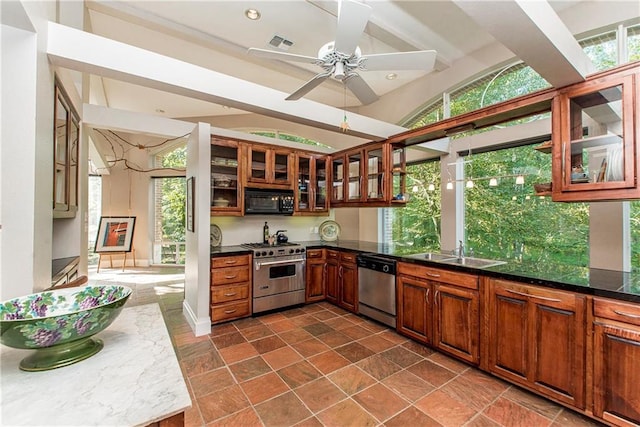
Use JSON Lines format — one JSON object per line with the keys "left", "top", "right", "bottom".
{"left": 506, "top": 289, "right": 561, "bottom": 303}
{"left": 434, "top": 290, "right": 439, "bottom": 306}
{"left": 339, "top": 266, "right": 343, "bottom": 279}
{"left": 225, "top": 274, "right": 238, "bottom": 279}
{"left": 224, "top": 292, "right": 237, "bottom": 297}
{"left": 225, "top": 260, "right": 238, "bottom": 265}
{"left": 224, "top": 309, "right": 237, "bottom": 314}
{"left": 425, "top": 288, "right": 430, "bottom": 304}
{"left": 614, "top": 310, "right": 640, "bottom": 319}
{"left": 426, "top": 272, "right": 441, "bottom": 278}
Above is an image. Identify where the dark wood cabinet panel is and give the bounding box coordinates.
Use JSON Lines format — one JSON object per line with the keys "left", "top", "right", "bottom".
{"left": 305, "top": 249, "right": 326, "bottom": 302}
{"left": 325, "top": 252, "right": 339, "bottom": 304}
{"left": 593, "top": 298, "right": 640, "bottom": 426}
{"left": 488, "top": 279, "right": 585, "bottom": 409}
{"left": 339, "top": 260, "right": 358, "bottom": 312}
{"left": 397, "top": 274, "right": 432, "bottom": 344}
{"left": 434, "top": 284, "right": 479, "bottom": 364}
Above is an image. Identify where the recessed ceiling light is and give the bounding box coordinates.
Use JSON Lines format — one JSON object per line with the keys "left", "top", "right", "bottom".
{"left": 155, "top": 108, "right": 165, "bottom": 114}
{"left": 386, "top": 73, "right": 397, "bottom": 80}
{"left": 245, "top": 8, "right": 261, "bottom": 20}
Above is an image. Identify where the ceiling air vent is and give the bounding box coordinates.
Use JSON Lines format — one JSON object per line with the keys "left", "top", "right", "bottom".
{"left": 269, "top": 35, "right": 294, "bottom": 51}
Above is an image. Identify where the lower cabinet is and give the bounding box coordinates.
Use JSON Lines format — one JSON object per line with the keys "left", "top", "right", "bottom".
{"left": 210, "top": 254, "right": 252, "bottom": 324}
{"left": 324, "top": 249, "right": 358, "bottom": 313}
{"left": 592, "top": 297, "right": 640, "bottom": 426}
{"left": 397, "top": 262, "right": 479, "bottom": 364}
{"left": 305, "top": 249, "right": 326, "bottom": 302}
{"left": 487, "top": 278, "right": 586, "bottom": 409}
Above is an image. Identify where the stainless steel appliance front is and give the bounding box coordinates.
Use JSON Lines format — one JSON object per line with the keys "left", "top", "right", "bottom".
{"left": 242, "top": 243, "right": 306, "bottom": 313}
{"left": 357, "top": 255, "right": 397, "bottom": 328}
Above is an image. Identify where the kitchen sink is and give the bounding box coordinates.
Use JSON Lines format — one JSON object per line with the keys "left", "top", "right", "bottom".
{"left": 408, "top": 252, "right": 457, "bottom": 262}
{"left": 439, "top": 257, "right": 507, "bottom": 269}
{"left": 406, "top": 252, "right": 506, "bottom": 269}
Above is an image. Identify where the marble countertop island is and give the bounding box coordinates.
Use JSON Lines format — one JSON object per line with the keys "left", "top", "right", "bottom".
{"left": 0, "top": 303, "right": 191, "bottom": 426}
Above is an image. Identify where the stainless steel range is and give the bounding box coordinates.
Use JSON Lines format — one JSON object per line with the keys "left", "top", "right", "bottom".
{"left": 241, "top": 242, "right": 306, "bottom": 313}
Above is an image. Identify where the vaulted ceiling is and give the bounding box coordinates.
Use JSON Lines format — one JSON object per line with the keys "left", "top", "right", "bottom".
{"left": 70, "top": 0, "right": 638, "bottom": 150}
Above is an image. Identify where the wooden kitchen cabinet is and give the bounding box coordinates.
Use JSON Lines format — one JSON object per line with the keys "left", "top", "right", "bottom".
{"left": 244, "top": 143, "right": 293, "bottom": 188}
{"left": 397, "top": 262, "right": 479, "bottom": 363}
{"left": 324, "top": 250, "right": 357, "bottom": 312}
{"left": 211, "top": 138, "right": 243, "bottom": 215}
{"left": 330, "top": 141, "right": 406, "bottom": 207}
{"left": 295, "top": 154, "right": 328, "bottom": 214}
{"left": 487, "top": 278, "right": 586, "bottom": 408}
{"left": 397, "top": 270, "right": 433, "bottom": 344}
{"left": 210, "top": 254, "right": 252, "bottom": 323}
{"left": 552, "top": 65, "right": 639, "bottom": 202}
{"left": 592, "top": 297, "right": 640, "bottom": 426}
{"left": 305, "top": 249, "right": 326, "bottom": 302}
{"left": 53, "top": 77, "right": 80, "bottom": 218}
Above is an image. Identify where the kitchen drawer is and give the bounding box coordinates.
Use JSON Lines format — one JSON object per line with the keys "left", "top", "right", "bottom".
{"left": 594, "top": 297, "right": 640, "bottom": 327}
{"left": 211, "top": 266, "right": 250, "bottom": 286}
{"left": 306, "top": 249, "right": 324, "bottom": 259}
{"left": 327, "top": 250, "right": 339, "bottom": 260}
{"left": 211, "top": 283, "right": 250, "bottom": 304}
{"left": 340, "top": 252, "right": 357, "bottom": 264}
{"left": 398, "top": 262, "right": 478, "bottom": 289}
{"left": 211, "top": 254, "right": 251, "bottom": 269}
{"left": 211, "top": 300, "right": 251, "bottom": 323}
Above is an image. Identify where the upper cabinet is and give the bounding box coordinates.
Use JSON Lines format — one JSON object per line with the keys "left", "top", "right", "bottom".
{"left": 244, "top": 143, "right": 293, "bottom": 189}
{"left": 552, "top": 67, "right": 639, "bottom": 201}
{"left": 53, "top": 78, "right": 80, "bottom": 218}
{"left": 211, "top": 138, "right": 242, "bottom": 215}
{"left": 330, "top": 141, "right": 406, "bottom": 207}
{"left": 295, "top": 154, "right": 328, "bottom": 214}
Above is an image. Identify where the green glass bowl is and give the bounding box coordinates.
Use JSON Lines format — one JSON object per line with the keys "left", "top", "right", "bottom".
{"left": 0, "top": 285, "right": 131, "bottom": 371}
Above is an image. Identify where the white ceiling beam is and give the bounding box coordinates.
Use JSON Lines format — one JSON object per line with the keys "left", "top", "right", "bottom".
{"left": 47, "top": 22, "right": 405, "bottom": 140}
{"left": 452, "top": 0, "right": 595, "bottom": 88}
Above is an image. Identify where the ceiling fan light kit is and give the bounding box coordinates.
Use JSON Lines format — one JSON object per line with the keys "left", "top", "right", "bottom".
{"left": 247, "top": 0, "right": 437, "bottom": 105}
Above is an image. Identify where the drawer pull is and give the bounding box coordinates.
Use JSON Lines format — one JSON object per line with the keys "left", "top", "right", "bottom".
{"left": 425, "top": 288, "right": 430, "bottom": 304}
{"left": 614, "top": 310, "right": 640, "bottom": 319}
{"left": 225, "top": 274, "right": 238, "bottom": 279}
{"left": 426, "top": 272, "right": 441, "bottom": 278}
{"left": 225, "top": 260, "right": 238, "bottom": 265}
{"left": 224, "top": 292, "right": 237, "bottom": 297}
{"left": 224, "top": 309, "right": 237, "bottom": 314}
{"left": 506, "top": 289, "right": 561, "bottom": 303}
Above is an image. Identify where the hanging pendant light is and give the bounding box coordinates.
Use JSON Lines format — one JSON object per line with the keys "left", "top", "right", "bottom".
{"left": 466, "top": 180, "right": 474, "bottom": 189}
{"left": 446, "top": 181, "right": 454, "bottom": 190}
{"left": 428, "top": 183, "right": 436, "bottom": 192}
{"left": 515, "top": 175, "right": 525, "bottom": 185}
{"left": 489, "top": 178, "right": 498, "bottom": 187}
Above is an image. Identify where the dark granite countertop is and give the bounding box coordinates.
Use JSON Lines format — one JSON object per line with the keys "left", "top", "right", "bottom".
{"left": 212, "top": 240, "right": 640, "bottom": 303}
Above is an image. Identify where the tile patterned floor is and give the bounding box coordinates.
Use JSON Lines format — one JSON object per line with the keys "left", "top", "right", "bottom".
{"left": 101, "top": 268, "right": 603, "bottom": 427}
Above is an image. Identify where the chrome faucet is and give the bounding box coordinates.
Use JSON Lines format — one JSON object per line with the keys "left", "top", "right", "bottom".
{"left": 457, "top": 240, "right": 465, "bottom": 260}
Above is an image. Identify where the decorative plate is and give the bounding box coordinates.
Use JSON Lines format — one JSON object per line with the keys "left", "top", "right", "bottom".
{"left": 319, "top": 220, "right": 340, "bottom": 242}
{"left": 210, "top": 224, "right": 222, "bottom": 247}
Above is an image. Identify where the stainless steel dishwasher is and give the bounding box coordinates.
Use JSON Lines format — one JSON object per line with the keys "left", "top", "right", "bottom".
{"left": 357, "top": 254, "right": 397, "bottom": 328}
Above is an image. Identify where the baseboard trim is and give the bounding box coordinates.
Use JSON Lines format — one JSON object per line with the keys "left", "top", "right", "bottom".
{"left": 182, "top": 300, "right": 211, "bottom": 337}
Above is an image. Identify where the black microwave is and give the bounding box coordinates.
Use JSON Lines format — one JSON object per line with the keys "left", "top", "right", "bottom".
{"left": 244, "top": 188, "right": 294, "bottom": 215}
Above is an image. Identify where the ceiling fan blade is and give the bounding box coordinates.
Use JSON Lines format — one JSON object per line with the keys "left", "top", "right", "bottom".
{"left": 248, "top": 47, "right": 318, "bottom": 64}
{"left": 334, "top": 0, "right": 372, "bottom": 55}
{"left": 360, "top": 50, "right": 437, "bottom": 71}
{"left": 285, "top": 72, "right": 332, "bottom": 100}
{"left": 345, "top": 74, "right": 379, "bottom": 105}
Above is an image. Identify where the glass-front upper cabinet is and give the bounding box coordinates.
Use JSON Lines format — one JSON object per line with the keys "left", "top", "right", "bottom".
{"left": 365, "top": 144, "right": 384, "bottom": 201}
{"left": 552, "top": 70, "right": 638, "bottom": 201}
{"left": 331, "top": 155, "right": 345, "bottom": 203}
{"left": 391, "top": 144, "right": 407, "bottom": 204}
{"left": 211, "top": 138, "right": 242, "bottom": 215}
{"left": 53, "top": 78, "right": 80, "bottom": 218}
{"left": 295, "top": 154, "right": 328, "bottom": 214}
{"left": 246, "top": 144, "right": 292, "bottom": 188}
{"left": 347, "top": 151, "right": 362, "bottom": 201}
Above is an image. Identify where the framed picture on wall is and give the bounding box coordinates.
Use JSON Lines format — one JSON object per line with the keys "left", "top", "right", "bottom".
{"left": 95, "top": 216, "right": 136, "bottom": 253}
{"left": 186, "top": 176, "right": 194, "bottom": 232}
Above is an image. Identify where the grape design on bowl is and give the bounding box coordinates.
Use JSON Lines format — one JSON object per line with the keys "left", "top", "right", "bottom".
{"left": 0, "top": 285, "right": 131, "bottom": 371}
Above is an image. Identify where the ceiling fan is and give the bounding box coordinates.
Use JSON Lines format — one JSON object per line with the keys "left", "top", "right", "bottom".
{"left": 247, "top": 0, "right": 437, "bottom": 105}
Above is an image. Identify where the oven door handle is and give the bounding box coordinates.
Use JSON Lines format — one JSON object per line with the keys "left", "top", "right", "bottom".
{"left": 255, "top": 258, "right": 306, "bottom": 269}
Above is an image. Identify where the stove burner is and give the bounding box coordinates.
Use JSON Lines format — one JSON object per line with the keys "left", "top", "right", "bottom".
{"left": 241, "top": 242, "right": 306, "bottom": 258}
